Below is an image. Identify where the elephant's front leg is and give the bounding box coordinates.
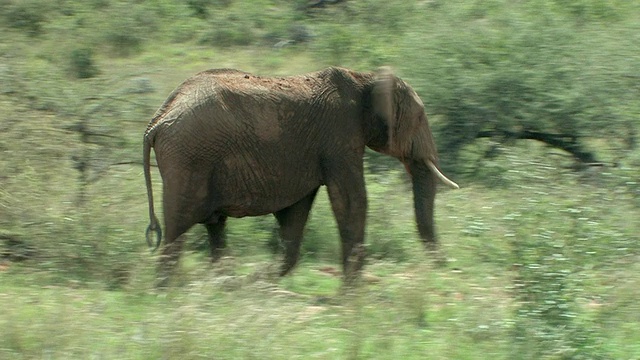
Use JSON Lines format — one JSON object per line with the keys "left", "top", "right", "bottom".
{"left": 325, "top": 167, "right": 367, "bottom": 282}
{"left": 274, "top": 189, "right": 319, "bottom": 276}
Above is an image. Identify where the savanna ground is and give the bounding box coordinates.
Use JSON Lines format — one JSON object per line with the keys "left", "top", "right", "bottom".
{"left": 1, "top": 1, "right": 639, "bottom": 359}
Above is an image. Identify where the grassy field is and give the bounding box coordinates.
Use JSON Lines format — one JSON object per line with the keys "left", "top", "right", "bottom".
{"left": 1, "top": 142, "right": 638, "bottom": 359}
{"left": 1, "top": 1, "right": 639, "bottom": 359}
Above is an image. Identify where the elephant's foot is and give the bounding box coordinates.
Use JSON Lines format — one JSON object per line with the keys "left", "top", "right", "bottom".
{"left": 342, "top": 243, "right": 366, "bottom": 287}
{"left": 279, "top": 247, "right": 302, "bottom": 277}
{"left": 279, "top": 261, "right": 297, "bottom": 277}
{"left": 210, "top": 246, "right": 228, "bottom": 263}
{"left": 425, "top": 242, "right": 448, "bottom": 268}
{"left": 155, "top": 275, "right": 170, "bottom": 289}
{"left": 156, "top": 255, "right": 180, "bottom": 288}
{"left": 342, "top": 269, "right": 362, "bottom": 289}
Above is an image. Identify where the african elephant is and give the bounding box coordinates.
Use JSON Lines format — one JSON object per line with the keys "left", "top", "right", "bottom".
{"left": 143, "top": 67, "right": 458, "bottom": 285}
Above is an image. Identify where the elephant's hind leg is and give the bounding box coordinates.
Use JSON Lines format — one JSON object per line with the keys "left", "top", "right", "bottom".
{"left": 156, "top": 178, "right": 205, "bottom": 287}
{"left": 205, "top": 216, "right": 227, "bottom": 262}
{"left": 274, "top": 188, "right": 319, "bottom": 276}
{"left": 157, "top": 225, "right": 190, "bottom": 288}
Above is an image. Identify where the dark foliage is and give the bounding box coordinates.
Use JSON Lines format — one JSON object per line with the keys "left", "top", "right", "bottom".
{"left": 69, "top": 48, "right": 99, "bottom": 79}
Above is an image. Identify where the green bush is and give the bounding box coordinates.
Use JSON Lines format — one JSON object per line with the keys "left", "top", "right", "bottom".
{"left": 96, "top": 4, "right": 162, "bottom": 57}
{"left": 69, "top": 48, "right": 99, "bottom": 79}
{"left": 197, "top": 8, "right": 259, "bottom": 48}
{"left": 399, "top": 1, "right": 640, "bottom": 174}
{"left": 187, "top": 0, "right": 213, "bottom": 19}
{"left": 4, "top": 1, "right": 46, "bottom": 36}
{"left": 199, "top": 26, "right": 255, "bottom": 47}
{"left": 313, "top": 24, "right": 354, "bottom": 65}
{"left": 186, "top": 0, "right": 233, "bottom": 19}
{"left": 194, "top": 2, "right": 297, "bottom": 48}
{"left": 105, "top": 32, "right": 143, "bottom": 57}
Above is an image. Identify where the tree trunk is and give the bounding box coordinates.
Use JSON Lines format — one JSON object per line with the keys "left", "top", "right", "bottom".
{"left": 476, "top": 130, "right": 598, "bottom": 164}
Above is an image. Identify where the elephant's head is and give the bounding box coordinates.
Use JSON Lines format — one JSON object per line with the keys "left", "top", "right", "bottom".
{"left": 365, "top": 67, "right": 458, "bottom": 246}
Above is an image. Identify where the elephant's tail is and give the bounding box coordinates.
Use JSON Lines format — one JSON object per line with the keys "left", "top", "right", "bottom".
{"left": 143, "top": 132, "right": 162, "bottom": 251}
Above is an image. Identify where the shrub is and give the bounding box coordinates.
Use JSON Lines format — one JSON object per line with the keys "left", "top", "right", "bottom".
{"left": 96, "top": 4, "right": 161, "bottom": 57}
{"left": 105, "top": 32, "right": 143, "bottom": 57}
{"left": 186, "top": 0, "right": 232, "bottom": 19}
{"left": 201, "top": 27, "right": 254, "bottom": 47}
{"left": 187, "top": 0, "right": 212, "bottom": 19}
{"left": 314, "top": 24, "right": 354, "bottom": 65}
{"left": 4, "top": 2, "right": 45, "bottom": 36}
{"left": 69, "top": 48, "right": 99, "bottom": 79}
{"left": 288, "top": 24, "right": 313, "bottom": 44}
{"left": 199, "top": 20, "right": 255, "bottom": 47}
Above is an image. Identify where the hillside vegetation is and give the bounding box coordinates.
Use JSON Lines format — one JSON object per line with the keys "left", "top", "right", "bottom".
{"left": 1, "top": 1, "right": 639, "bottom": 359}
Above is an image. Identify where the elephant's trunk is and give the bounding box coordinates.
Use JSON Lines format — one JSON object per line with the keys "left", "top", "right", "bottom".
{"left": 409, "top": 124, "right": 459, "bottom": 190}
{"left": 408, "top": 160, "right": 438, "bottom": 246}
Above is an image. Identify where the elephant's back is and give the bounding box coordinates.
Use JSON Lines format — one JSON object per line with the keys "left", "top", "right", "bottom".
{"left": 146, "top": 70, "right": 246, "bottom": 134}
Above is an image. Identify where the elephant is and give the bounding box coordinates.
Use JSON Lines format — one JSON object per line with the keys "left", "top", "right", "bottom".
{"left": 143, "top": 66, "right": 458, "bottom": 286}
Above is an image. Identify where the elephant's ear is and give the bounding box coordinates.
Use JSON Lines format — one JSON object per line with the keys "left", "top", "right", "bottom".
{"left": 371, "top": 67, "right": 397, "bottom": 152}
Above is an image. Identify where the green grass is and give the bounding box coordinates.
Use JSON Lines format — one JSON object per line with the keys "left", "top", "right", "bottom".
{"left": 0, "top": 258, "right": 510, "bottom": 359}
{"left": 2, "top": 154, "right": 639, "bottom": 358}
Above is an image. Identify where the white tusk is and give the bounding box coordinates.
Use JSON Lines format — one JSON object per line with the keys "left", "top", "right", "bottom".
{"left": 426, "top": 160, "right": 460, "bottom": 189}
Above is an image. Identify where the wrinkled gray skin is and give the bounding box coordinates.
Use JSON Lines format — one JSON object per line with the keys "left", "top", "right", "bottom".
{"left": 143, "top": 67, "right": 458, "bottom": 286}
